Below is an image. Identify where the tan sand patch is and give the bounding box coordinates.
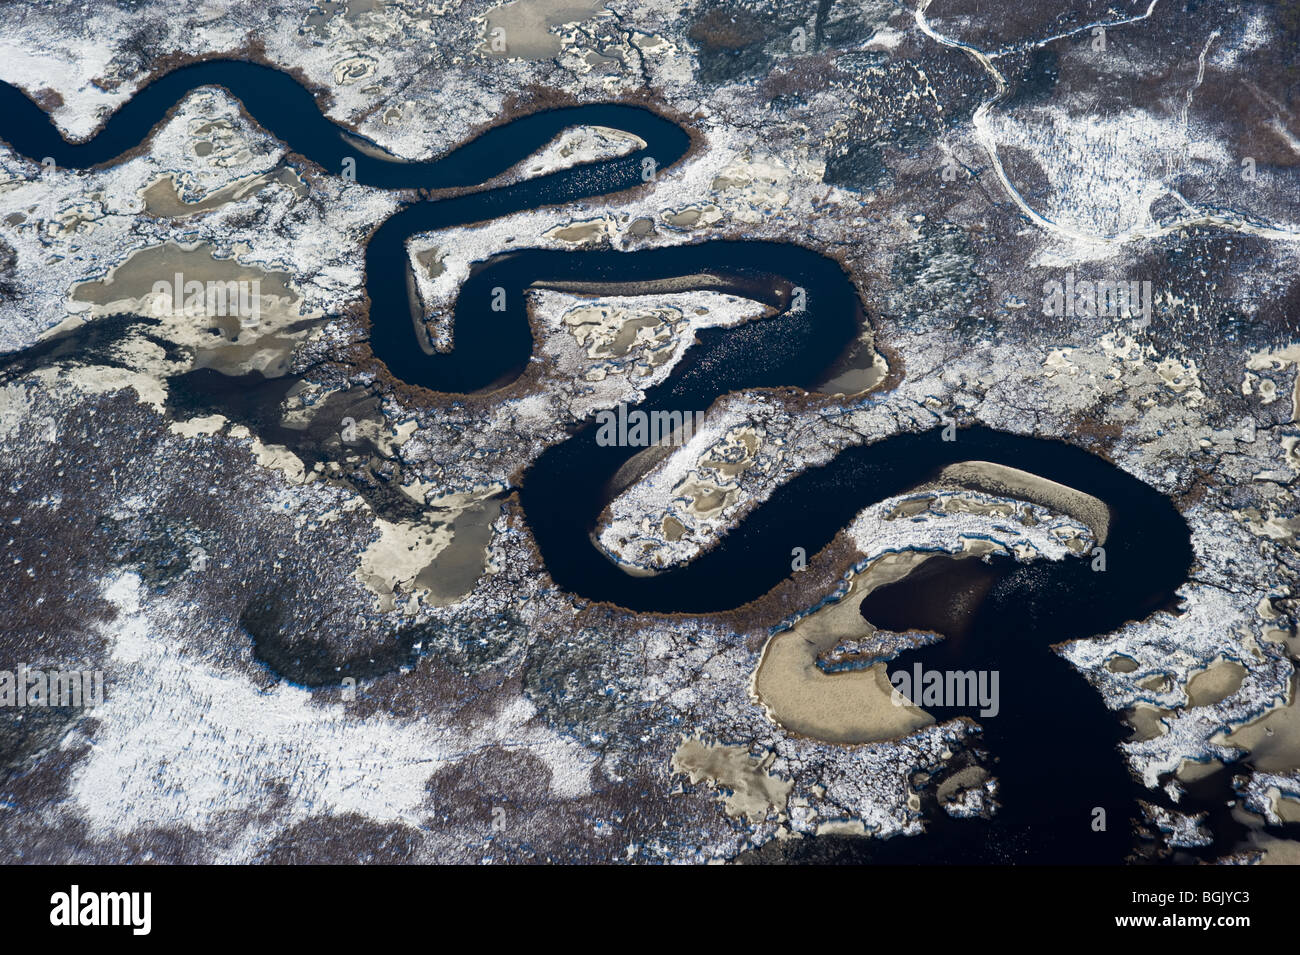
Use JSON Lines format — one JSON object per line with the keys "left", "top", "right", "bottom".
{"left": 671, "top": 736, "right": 792, "bottom": 821}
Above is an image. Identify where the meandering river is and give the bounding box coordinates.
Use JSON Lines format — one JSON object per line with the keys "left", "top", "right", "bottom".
{"left": 0, "top": 60, "right": 1204, "bottom": 863}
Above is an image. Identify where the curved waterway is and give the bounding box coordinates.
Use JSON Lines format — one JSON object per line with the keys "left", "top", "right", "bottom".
{"left": 1, "top": 60, "right": 1209, "bottom": 863}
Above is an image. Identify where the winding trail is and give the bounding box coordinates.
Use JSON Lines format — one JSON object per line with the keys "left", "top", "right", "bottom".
{"left": 913, "top": 0, "right": 1300, "bottom": 245}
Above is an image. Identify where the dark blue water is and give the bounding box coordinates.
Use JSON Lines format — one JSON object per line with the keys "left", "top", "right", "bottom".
{"left": 1, "top": 60, "right": 1227, "bottom": 864}
{"left": 0, "top": 60, "right": 688, "bottom": 193}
